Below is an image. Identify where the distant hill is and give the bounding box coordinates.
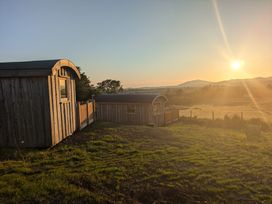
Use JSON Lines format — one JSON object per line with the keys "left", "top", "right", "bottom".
{"left": 126, "top": 76, "right": 272, "bottom": 106}
{"left": 215, "top": 77, "right": 272, "bottom": 87}
{"left": 126, "top": 76, "right": 272, "bottom": 92}
{"left": 178, "top": 77, "right": 272, "bottom": 88}
{"left": 166, "top": 76, "right": 272, "bottom": 106}
{"left": 178, "top": 80, "right": 213, "bottom": 88}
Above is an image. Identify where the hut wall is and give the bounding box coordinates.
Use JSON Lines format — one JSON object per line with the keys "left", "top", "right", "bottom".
{"left": 96, "top": 103, "right": 154, "bottom": 125}
{"left": 48, "top": 67, "right": 77, "bottom": 145}
{"left": 0, "top": 77, "right": 51, "bottom": 147}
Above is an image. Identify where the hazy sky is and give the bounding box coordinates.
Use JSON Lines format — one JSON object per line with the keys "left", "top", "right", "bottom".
{"left": 0, "top": 0, "right": 272, "bottom": 87}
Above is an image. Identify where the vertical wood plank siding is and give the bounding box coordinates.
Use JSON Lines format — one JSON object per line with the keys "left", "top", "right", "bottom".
{"left": 0, "top": 77, "right": 51, "bottom": 147}
{"left": 0, "top": 59, "right": 81, "bottom": 148}
{"left": 96, "top": 103, "right": 155, "bottom": 125}
{"left": 48, "top": 70, "right": 77, "bottom": 145}
{"left": 0, "top": 69, "right": 78, "bottom": 147}
{"left": 164, "top": 109, "right": 179, "bottom": 125}
{"left": 76, "top": 101, "right": 95, "bottom": 130}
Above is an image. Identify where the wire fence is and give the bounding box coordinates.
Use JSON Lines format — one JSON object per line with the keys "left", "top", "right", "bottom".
{"left": 179, "top": 109, "right": 270, "bottom": 122}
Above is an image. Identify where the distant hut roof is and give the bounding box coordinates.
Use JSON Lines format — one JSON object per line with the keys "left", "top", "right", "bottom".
{"left": 0, "top": 59, "right": 80, "bottom": 78}
{"left": 96, "top": 94, "right": 168, "bottom": 105}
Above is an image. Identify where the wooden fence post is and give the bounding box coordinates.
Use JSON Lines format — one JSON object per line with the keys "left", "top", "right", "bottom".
{"left": 77, "top": 101, "right": 81, "bottom": 130}
{"left": 86, "top": 100, "right": 89, "bottom": 125}
{"left": 92, "top": 95, "right": 95, "bottom": 121}
{"left": 212, "top": 111, "right": 214, "bottom": 120}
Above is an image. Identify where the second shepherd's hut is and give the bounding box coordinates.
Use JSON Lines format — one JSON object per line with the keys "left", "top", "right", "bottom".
{"left": 95, "top": 94, "right": 168, "bottom": 126}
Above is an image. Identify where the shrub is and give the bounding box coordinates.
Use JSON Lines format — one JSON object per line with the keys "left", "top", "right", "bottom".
{"left": 244, "top": 124, "right": 262, "bottom": 141}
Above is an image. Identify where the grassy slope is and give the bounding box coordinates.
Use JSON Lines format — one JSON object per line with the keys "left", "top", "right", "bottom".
{"left": 1, "top": 122, "right": 272, "bottom": 203}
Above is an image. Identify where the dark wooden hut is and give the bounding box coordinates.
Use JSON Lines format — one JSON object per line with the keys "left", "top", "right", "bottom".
{"left": 0, "top": 59, "right": 80, "bottom": 147}
{"left": 95, "top": 94, "right": 168, "bottom": 126}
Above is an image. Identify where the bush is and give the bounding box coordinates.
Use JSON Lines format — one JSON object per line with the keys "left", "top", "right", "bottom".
{"left": 244, "top": 124, "right": 262, "bottom": 141}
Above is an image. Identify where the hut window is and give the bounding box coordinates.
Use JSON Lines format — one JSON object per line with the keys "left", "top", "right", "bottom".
{"left": 60, "top": 78, "right": 68, "bottom": 99}
{"left": 127, "top": 104, "right": 136, "bottom": 114}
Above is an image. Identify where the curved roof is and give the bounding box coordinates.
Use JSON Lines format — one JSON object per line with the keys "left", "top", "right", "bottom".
{"left": 0, "top": 59, "right": 80, "bottom": 78}
{"left": 96, "top": 94, "right": 168, "bottom": 104}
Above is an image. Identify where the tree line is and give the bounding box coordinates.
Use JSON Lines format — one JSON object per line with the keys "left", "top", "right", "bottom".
{"left": 75, "top": 67, "right": 123, "bottom": 101}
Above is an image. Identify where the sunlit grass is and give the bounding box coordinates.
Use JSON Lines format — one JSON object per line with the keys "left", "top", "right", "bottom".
{"left": 0, "top": 122, "right": 272, "bottom": 203}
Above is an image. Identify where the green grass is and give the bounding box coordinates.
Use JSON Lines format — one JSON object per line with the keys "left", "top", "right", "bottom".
{"left": 1, "top": 122, "right": 272, "bottom": 203}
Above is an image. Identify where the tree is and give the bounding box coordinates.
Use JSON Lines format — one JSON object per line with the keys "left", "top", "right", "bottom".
{"left": 75, "top": 66, "right": 124, "bottom": 99}
{"left": 75, "top": 67, "right": 96, "bottom": 101}
{"left": 96, "top": 79, "right": 123, "bottom": 94}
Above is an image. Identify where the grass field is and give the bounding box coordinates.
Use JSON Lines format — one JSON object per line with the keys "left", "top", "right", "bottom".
{"left": 1, "top": 122, "right": 272, "bottom": 203}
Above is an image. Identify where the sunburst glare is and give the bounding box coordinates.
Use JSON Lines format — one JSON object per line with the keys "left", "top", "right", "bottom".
{"left": 230, "top": 60, "right": 244, "bottom": 71}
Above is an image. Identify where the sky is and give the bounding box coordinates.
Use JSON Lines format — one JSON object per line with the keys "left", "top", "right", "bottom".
{"left": 0, "top": 0, "right": 272, "bottom": 87}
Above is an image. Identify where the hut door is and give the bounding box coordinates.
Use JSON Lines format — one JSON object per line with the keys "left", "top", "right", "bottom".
{"left": 153, "top": 103, "right": 165, "bottom": 126}
{"left": 59, "top": 77, "right": 73, "bottom": 137}
{"left": 154, "top": 114, "right": 164, "bottom": 126}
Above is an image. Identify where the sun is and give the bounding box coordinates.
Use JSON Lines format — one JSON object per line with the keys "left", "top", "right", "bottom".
{"left": 230, "top": 60, "right": 244, "bottom": 71}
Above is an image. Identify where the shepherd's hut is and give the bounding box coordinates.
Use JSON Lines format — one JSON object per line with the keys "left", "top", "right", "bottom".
{"left": 95, "top": 94, "right": 168, "bottom": 126}
{"left": 0, "top": 59, "right": 80, "bottom": 147}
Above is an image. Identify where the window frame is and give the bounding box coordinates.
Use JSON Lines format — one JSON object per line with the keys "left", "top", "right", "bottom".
{"left": 59, "top": 77, "right": 69, "bottom": 102}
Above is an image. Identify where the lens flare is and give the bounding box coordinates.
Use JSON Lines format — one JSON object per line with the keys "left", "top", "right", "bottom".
{"left": 212, "top": 0, "right": 233, "bottom": 57}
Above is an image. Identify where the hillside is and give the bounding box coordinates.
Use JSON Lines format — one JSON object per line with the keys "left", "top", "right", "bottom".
{"left": 165, "top": 79, "right": 272, "bottom": 106}
{"left": 126, "top": 76, "right": 272, "bottom": 98}
{"left": 176, "top": 76, "right": 272, "bottom": 88}
{"left": 1, "top": 122, "right": 272, "bottom": 203}
{"left": 178, "top": 79, "right": 213, "bottom": 88}
{"left": 216, "top": 77, "right": 272, "bottom": 87}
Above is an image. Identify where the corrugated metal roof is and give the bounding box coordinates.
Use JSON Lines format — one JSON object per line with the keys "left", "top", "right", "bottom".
{"left": 95, "top": 94, "right": 167, "bottom": 104}
{"left": 0, "top": 59, "right": 80, "bottom": 78}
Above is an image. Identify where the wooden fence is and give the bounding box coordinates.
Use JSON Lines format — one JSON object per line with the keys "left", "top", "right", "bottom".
{"left": 77, "top": 100, "right": 95, "bottom": 130}
{"left": 164, "top": 109, "right": 179, "bottom": 125}
{"left": 77, "top": 101, "right": 180, "bottom": 129}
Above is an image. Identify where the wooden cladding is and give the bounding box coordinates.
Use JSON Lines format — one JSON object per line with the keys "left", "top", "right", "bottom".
{"left": 0, "top": 63, "right": 80, "bottom": 147}
{"left": 48, "top": 69, "right": 77, "bottom": 146}
{"left": 95, "top": 95, "right": 177, "bottom": 126}
{"left": 96, "top": 103, "right": 154, "bottom": 125}
{"left": 77, "top": 101, "right": 95, "bottom": 130}
{"left": 0, "top": 77, "right": 51, "bottom": 147}
{"left": 164, "top": 109, "right": 179, "bottom": 125}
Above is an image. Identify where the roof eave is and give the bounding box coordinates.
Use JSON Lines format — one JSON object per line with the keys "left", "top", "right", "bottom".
{"left": 0, "top": 69, "right": 51, "bottom": 77}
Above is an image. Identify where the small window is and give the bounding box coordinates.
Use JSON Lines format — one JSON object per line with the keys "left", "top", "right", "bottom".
{"left": 127, "top": 104, "right": 136, "bottom": 114}
{"left": 60, "top": 78, "right": 68, "bottom": 99}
